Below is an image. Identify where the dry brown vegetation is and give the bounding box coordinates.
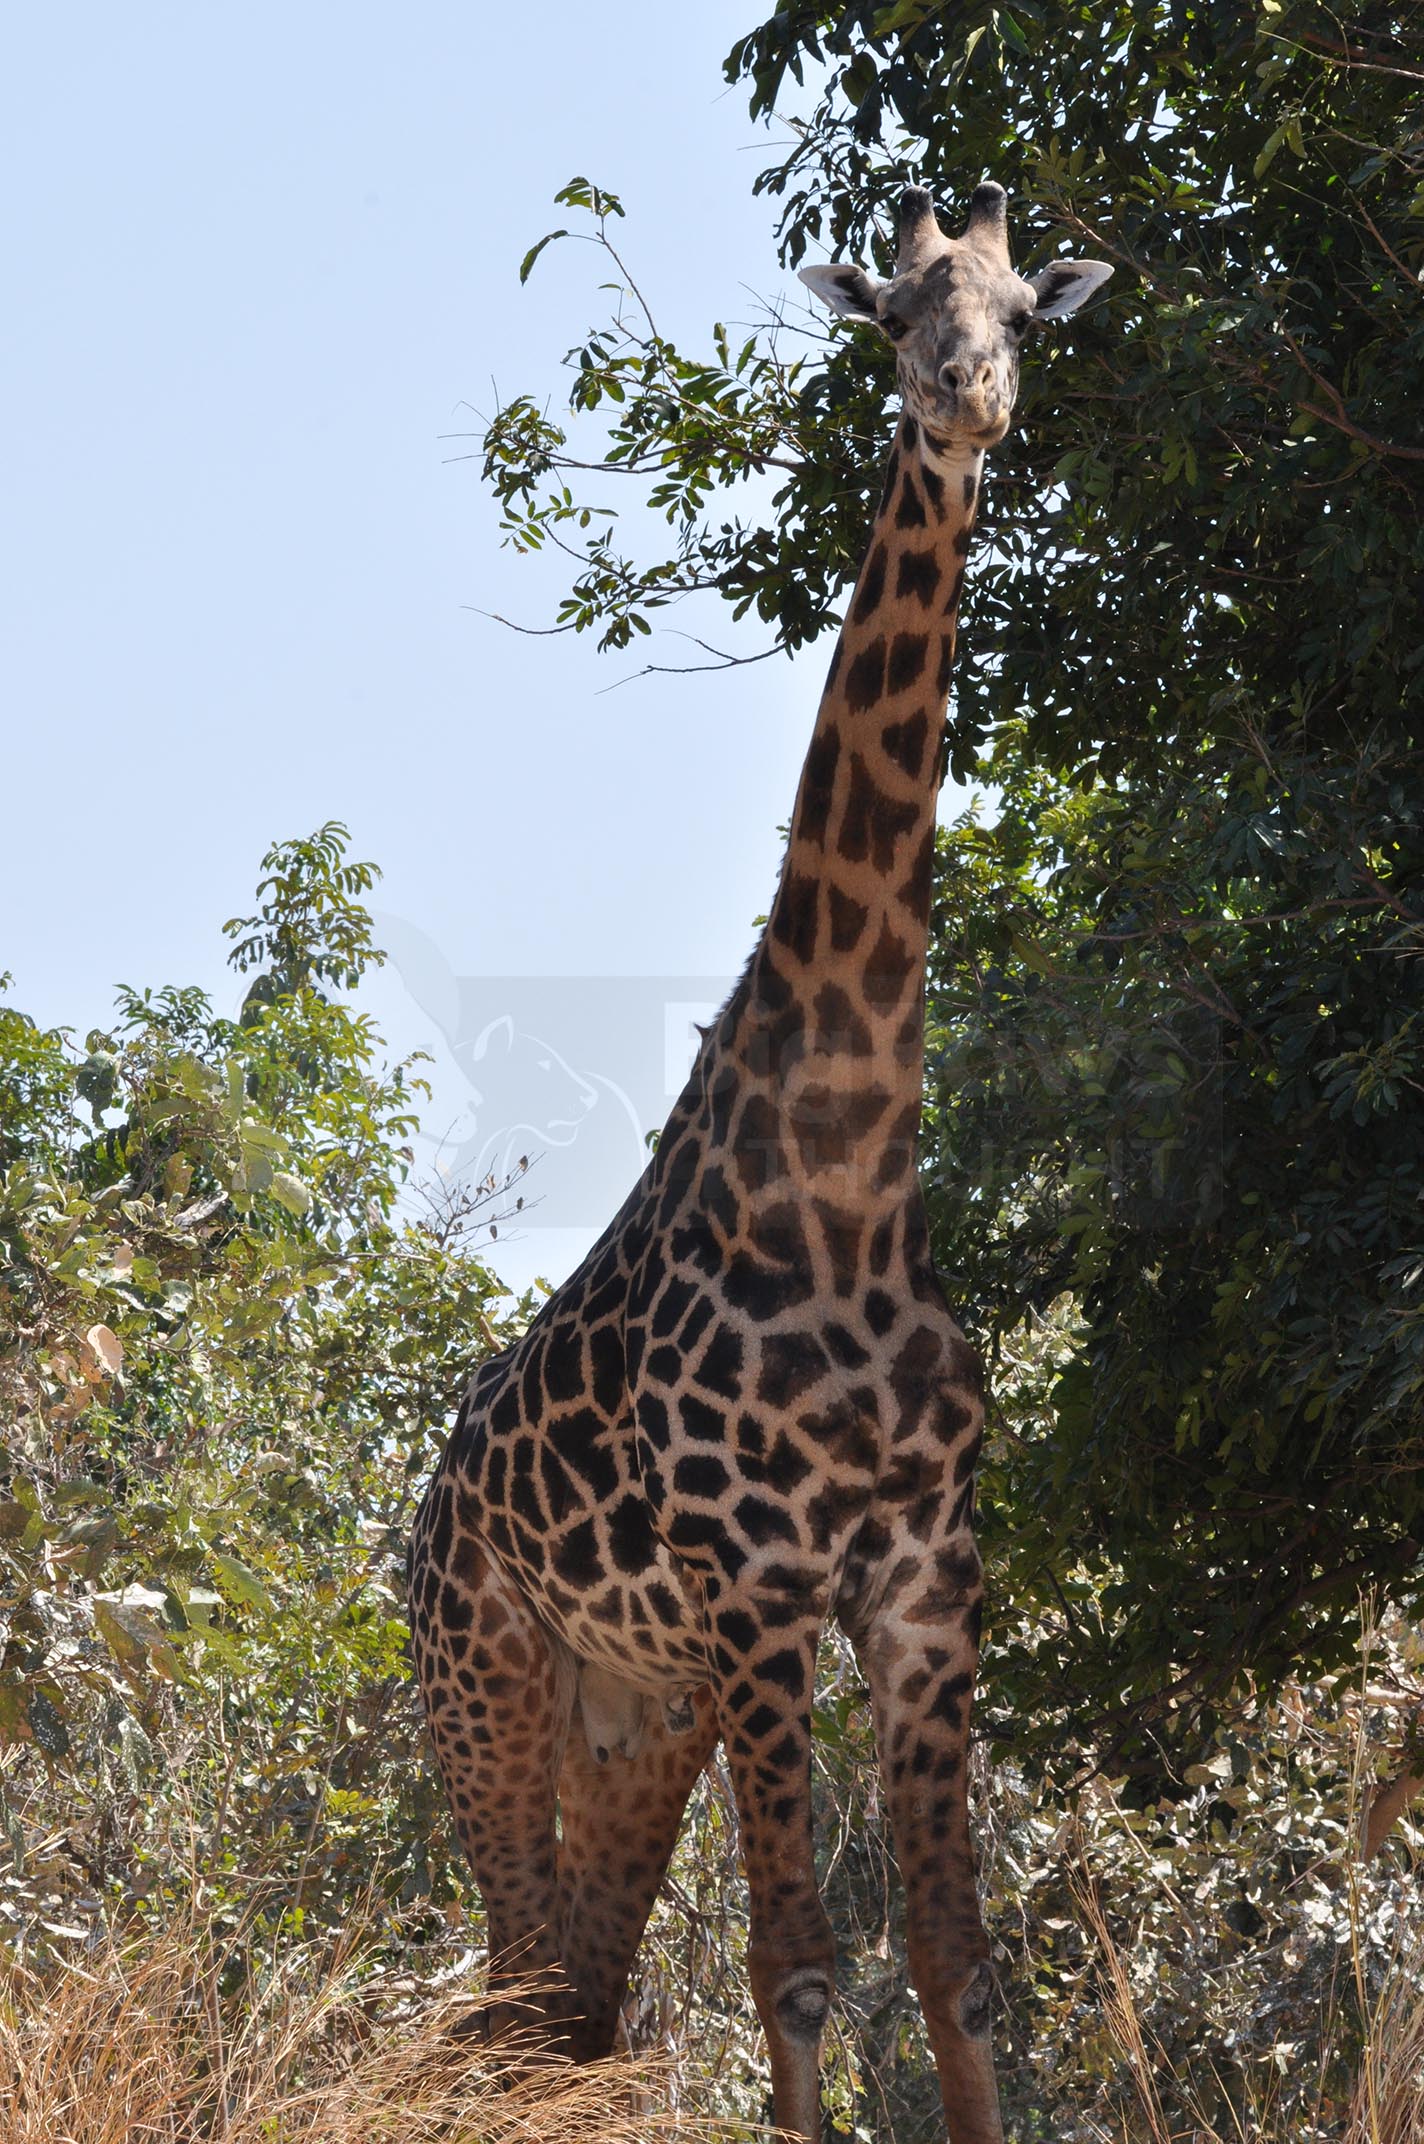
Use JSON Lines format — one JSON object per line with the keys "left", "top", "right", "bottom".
{"left": 5, "top": 1645, "right": 1422, "bottom": 2144}
{"left": 0, "top": 1917, "right": 713, "bottom": 2144}
{"left": 1071, "top": 1831, "right": 1424, "bottom": 2144}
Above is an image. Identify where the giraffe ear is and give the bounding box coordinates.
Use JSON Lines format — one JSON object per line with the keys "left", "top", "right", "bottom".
{"left": 1028, "top": 259, "right": 1115, "bottom": 321}
{"left": 798, "top": 262, "right": 885, "bottom": 324}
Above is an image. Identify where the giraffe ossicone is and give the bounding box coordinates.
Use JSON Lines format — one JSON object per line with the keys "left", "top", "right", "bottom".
{"left": 410, "top": 179, "right": 1112, "bottom": 2144}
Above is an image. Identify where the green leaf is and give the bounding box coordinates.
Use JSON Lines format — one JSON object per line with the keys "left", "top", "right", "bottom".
{"left": 75, "top": 1051, "right": 118, "bottom": 1120}
{"left": 93, "top": 1599, "right": 155, "bottom": 1678}
{"left": 269, "top": 1170, "right": 312, "bottom": 1217}
{"left": 210, "top": 1550, "right": 277, "bottom": 1618}
{"left": 0, "top": 1676, "right": 30, "bottom": 1748}
{"left": 841, "top": 52, "right": 879, "bottom": 106}
{"left": 518, "top": 228, "right": 568, "bottom": 284}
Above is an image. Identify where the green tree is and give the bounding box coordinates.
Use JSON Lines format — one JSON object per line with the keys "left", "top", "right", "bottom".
{"left": 0, "top": 825, "right": 528, "bottom": 1954}
{"left": 470, "top": 2, "right": 1424, "bottom": 1777}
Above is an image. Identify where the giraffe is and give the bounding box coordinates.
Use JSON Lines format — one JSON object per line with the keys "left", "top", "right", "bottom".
{"left": 409, "top": 179, "right": 1112, "bottom": 2144}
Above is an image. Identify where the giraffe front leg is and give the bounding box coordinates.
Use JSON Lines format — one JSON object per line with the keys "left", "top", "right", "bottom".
{"left": 854, "top": 1534, "right": 1003, "bottom": 2144}
{"left": 703, "top": 1580, "right": 835, "bottom": 2144}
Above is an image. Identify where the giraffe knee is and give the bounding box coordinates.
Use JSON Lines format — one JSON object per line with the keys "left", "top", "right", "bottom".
{"left": 774, "top": 1969, "right": 835, "bottom": 2043}
{"left": 959, "top": 1959, "right": 995, "bottom": 2038}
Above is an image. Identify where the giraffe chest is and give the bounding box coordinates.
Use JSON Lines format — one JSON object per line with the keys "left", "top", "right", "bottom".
{"left": 442, "top": 1171, "right": 982, "bottom": 1694}
{"left": 623, "top": 1233, "right": 981, "bottom": 1605}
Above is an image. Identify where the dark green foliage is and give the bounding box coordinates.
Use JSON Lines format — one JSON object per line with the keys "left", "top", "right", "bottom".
{"left": 924, "top": 730, "right": 1422, "bottom": 1774}
{"left": 471, "top": 3, "right": 1424, "bottom": 1776}
{"left": 730, "top": 1, "right": 1424, "bottom": 783}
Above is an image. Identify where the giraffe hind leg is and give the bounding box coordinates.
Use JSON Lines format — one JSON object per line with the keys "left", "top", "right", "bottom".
{"left": 556, "top": 1684, "right": 720, "bottom": 2062}
{"left": 408, "top": 1492, "right": 577, "bottom": 2053}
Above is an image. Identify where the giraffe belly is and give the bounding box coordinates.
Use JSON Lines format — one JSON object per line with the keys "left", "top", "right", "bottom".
{"left": 525, "top": 1552, "right": 709, "bottom": 1695}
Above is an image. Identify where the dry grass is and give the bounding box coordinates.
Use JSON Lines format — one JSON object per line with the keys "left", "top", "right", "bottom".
{"left": 0, "top": 1912, "right": 717, "bottom": 2144}
{"left": 1345, "top": 1964, "right": 1424, "bottom": 2144}
{"left": 1344, "top": 1746, "right": 1424, "bottom": 2144}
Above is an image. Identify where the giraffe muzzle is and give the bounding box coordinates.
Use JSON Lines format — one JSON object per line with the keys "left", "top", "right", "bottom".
{"left": 935, "top": 373, "right": 1005, "bottom": 442}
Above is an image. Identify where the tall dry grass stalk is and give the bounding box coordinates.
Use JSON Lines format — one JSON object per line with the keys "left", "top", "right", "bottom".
{"left": 1343, "top": 1632, "right": 1424, "bottom": 2144}
{"left": 1344, "top": 1965, "right": 1424, "bottom": 2144}
{"left": 1073, "top": 1859, "right": 1424, "bottom": 2144}
{"left": 0, "top": 1911, "right": 720, "bottom": 2144}
{"left": 1068, "top": 1863, "right": 1175, "bottom": 2144}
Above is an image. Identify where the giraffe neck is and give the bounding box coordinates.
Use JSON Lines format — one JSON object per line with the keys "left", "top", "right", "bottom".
{"left": 733, "top": 412, "right": 983, "bottom": 1212}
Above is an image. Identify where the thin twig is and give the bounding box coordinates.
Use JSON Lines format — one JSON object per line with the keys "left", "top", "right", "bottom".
{"left": 461, "top": 607, "right": 576, "bottom": 637}
{"left": 1271, "top": 26, "right": 1424, "bottom": 83}
{"left": 594, "top": 637, "right": 780, "bottom": 692}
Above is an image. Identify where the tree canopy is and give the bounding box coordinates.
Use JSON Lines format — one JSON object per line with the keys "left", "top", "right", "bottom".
{"left": 477, "top": 1, "right": 1424, "bottom": 1778}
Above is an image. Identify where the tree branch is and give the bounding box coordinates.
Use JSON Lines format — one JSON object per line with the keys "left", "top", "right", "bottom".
{"left": 461, "top": 606, "right": 576, "bottom": 637}
{"left": 594, "top": 633, "right": 780, "bottom": 691}
{"left": 1279, "top": 27, "right": 1424, "bottom": 83}
{"left": 1280, "top": 326, "right": 1424, "bottom": 464}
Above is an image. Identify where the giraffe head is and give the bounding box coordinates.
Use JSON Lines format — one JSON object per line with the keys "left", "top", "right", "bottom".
{"left": 800, "top": 183, "right": 1112, "bottom": 449}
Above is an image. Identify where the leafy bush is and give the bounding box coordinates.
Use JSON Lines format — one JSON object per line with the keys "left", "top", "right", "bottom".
{"left": 0, "top": 826, "right": 527, "bottom": 1962}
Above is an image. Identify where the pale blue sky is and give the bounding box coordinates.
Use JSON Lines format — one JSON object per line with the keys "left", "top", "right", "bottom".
{"left": 0, "top": 5, "right": 903, "bottom": 1291}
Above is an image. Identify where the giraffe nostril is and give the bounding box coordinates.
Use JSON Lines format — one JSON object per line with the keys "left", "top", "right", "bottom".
{"left": 941, "top": 357, "right": 996, "bottom": 398}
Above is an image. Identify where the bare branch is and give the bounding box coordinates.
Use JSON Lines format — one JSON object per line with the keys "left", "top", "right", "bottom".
{"left": 461, "top": 606, "right": 576, "bottom": 637}
{"left": 1279, "top": 325, "right": 1424, "bottom": 463}
{"left": 594, "top": 634, "right": 781, "bottom": 692}
{"left": 1270, "top": 26, "right": 1424, "bottom": 83}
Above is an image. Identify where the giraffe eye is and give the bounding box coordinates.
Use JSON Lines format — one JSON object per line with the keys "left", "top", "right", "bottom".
{"left": 1009, "top": 310, "right": 1032, "bottom": 337}
{"left": 880, "top": 313, "right": 910, "bottom": 342}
